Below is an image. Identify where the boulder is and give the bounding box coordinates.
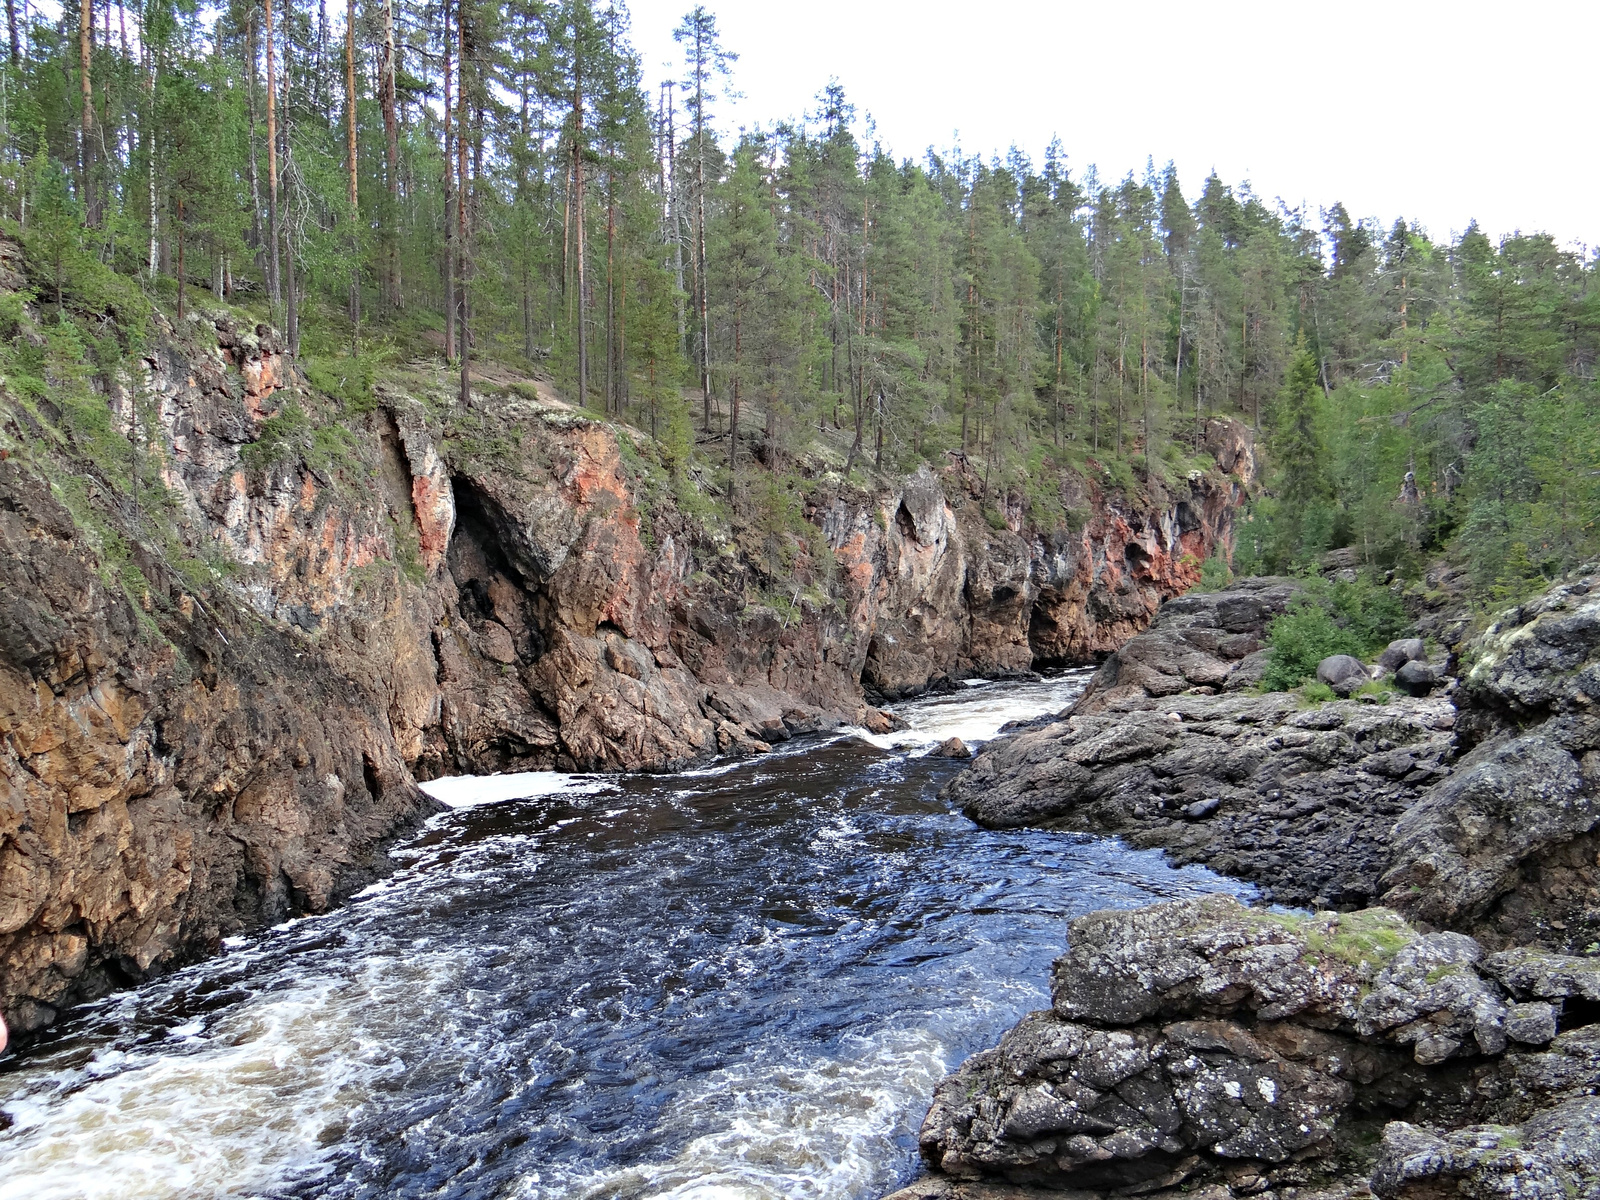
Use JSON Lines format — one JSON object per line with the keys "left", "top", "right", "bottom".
{"left": 913, "top": 897, "right": 1600, "bottom": 1200}
{"left": 1371, "top": 1097, "right": 1600, "bottom": 1200}
{"left": 864, "top": 708, "right": 908, "bottom": 735}
{"left": 1462, "top": 577, "right": 1600, "bottom": 713}
{"left": 1394, "top": 659, "right": 1438, "bottom": 695}
{"left": 1379, "top": 732, "right": 1596, "bottom": 932}
{"left": 1316, "top": 654, "right": 1369, "bottom": 696}
{"left": 934, "top": 736, "right": 971, "bottom": 759}
{"left": 1378, "top": 638, "right": 1427, "bottom": 671}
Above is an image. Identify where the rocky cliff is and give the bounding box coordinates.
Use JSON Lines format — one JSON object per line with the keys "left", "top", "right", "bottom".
{"left": 0, "top": 276, "right": 1253, "bottom": 1033}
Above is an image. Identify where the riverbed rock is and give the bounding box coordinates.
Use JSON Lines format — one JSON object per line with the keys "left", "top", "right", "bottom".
{"left": 950, "top": 569, "right": 1600, "bottom": 951}
{"left": 936, "top": 737, "right": 972, "bottom": 759}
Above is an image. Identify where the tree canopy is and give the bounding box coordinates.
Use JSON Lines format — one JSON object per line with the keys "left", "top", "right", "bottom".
{"left": 2, "top": 0, "right": 1595, "bottom": 600}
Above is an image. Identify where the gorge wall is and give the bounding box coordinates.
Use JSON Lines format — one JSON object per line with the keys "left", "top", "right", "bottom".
{"left": 0, "top": 288, "right": 1254, "bottom": 1033}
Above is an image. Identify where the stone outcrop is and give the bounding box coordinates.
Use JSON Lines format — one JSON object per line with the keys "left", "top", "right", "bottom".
{"left": 1068, "top": 577, "right": 1302, "bottom": 715}
{"left": 1376, "top": 574, "right": 1600, "bottom": 950}
{"left": 0, "top": 261, "right": 1253, "bottom": 1031}
{"left": 944, "top": 580, "right": 1456, "bottom": 911}
{"left": 947, "top": 571, "right": 1600, "bottom": 949}
{"left": 948, "top": 689, "right": 1457, "bottom": 912}
{"left": 906, "top": 897, "right": 1600, "bottom": 1200}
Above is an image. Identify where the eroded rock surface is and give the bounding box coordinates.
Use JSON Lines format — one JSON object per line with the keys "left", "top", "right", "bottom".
{"left": 948, "top": 571, "right": 1600, "bottom": 946}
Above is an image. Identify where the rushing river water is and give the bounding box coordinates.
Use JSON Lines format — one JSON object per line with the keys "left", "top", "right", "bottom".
{"left": 0, "top": 672, "right": 1252, "bottom": 1200}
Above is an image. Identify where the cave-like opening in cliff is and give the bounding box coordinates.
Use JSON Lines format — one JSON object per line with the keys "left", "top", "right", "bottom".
{"left": 894, "top": 500, "right": 917, "bottom": 541}
{"left": 1026, "top": 597, "right": 1074, "bottom": 670}
{"left": 447, "top": 477, "right": 546, "bottom": 663}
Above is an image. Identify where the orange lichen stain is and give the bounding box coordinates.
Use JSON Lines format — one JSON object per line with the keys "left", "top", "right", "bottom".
{"left": 298, "top": 474, "right": 318, "bottom": 513}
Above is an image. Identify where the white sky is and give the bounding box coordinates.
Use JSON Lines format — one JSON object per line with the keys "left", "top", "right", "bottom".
{"left": 624, "top": 0, "right": 1598, "bottom": 254}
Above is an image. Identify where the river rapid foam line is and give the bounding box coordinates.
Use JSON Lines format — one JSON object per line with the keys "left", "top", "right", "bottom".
{"left": 0, "top": 672, "right": 1253, "bottom": 1200}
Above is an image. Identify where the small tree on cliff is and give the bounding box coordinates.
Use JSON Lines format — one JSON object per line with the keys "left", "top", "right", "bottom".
{"left": 1265, "top": 333, "right": 1332, "bottom": 567}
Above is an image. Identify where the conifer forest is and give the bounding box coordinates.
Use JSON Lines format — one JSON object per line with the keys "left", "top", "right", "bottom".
{"left": 4, "top": 0, "right": 1597, "bottom": 598}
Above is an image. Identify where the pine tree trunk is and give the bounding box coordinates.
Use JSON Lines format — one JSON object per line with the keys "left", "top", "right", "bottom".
{"left": 456, "top": 1, "right": 469, "bottom": 407}
{"left": 573, "top": 60, "right": 588, "bottom": 408}
{"left": 605, "top": 176, "right": 615, "bottom": 416}
{"left": 265, "top": 0, "right": 281, "bottom": 306}
{"left": 79, "top": 0, "right": 95, "bottom": 224}
{"left": 245, "top": 13, "right": 264, "bottom": 268}
{"left": 145, "top": 35, "right": 157, "bottom": 277}
{"left": 175, "top": 197, "right": 184, "bottom": 319}
{"left": 442, "top": 2, "right": 455, "bottom": 361}
{"left": 346, "top": 0, "right": 359, "bottom": 347}
{"left": 666, "top": 85, "right": 685, "bottom": 360}
{"left": 696, "top": 134, "right": 709, "bottom": 428}
{"left": 380, "top": 0, "right": 400, "bottom": 308}
{"left": 281, "top": 0, "right": 299, "bottom": 355}
{"left": 729, "top": 308, "right": 740, "bottom": 471}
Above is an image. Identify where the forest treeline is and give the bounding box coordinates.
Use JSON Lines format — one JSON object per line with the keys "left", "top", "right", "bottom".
{"left": 2, "top": 0, "right": 1596, "bottom": 598}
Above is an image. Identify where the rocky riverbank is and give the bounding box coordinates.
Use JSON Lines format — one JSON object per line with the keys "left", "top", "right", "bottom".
{"left": 897, "top": 572, "right": 1600, "bottom": 1200}
{"left": 0, "top": 262, "right": 1254, "bottom": 1034}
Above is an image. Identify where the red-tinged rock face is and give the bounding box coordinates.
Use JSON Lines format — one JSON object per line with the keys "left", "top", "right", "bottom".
{"left": 0, "top": 293, "right": 1253, "bottom": 1033}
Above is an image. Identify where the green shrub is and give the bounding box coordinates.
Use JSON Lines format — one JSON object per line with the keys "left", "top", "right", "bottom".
{"left": 239, "top": 404, "right": 311, "bottom": 472}
{"left": 1319, "top": 576, "right": 1409, "bottom": 649}
{"left": 1196, "top": 552, "right": 1233, "bottom": 592}
{"left": 1262, "top": 598, "right": 1362, "bottom": 690}
{"left": 1261, "top": 575, "right": 1411, "bottom": 691}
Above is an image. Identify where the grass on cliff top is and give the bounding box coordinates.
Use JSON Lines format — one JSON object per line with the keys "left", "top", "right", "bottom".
{"left": 1255, "top": 907, "right": 1416, "bottom": 972}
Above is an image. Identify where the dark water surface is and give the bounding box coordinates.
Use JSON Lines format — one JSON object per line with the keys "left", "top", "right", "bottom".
{"left": 0, "top": 673, "right": 1251, "bottom": 1200}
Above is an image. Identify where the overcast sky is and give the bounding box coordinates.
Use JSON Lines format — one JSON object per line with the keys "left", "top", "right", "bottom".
{"left": 622, "top": 0, "right": 1597, "bottom": 253}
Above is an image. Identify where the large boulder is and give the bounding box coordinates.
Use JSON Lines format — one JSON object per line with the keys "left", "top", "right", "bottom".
{"left": 1378, "top": 732, "right": 1598, "bottom": 937}
{"left": 1378, "top": 638, "right": 1427, "bottom": 672}
{"left": 1316, "top": 654, "right": 1369, "bottom": 697}
{"left": 1393, "top": 660, "right": 1438, "bottom": 696}
{"left": 1461, "top": 575, "right": 1600, "bottom": 715}
{"left": 913, "top": 897, "right": 1600, "bottom": 1200}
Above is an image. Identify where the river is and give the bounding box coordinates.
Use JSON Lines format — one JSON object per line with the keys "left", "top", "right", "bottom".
{"left": 0, "top": 672, "right": 1251, "bottom": 1200}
